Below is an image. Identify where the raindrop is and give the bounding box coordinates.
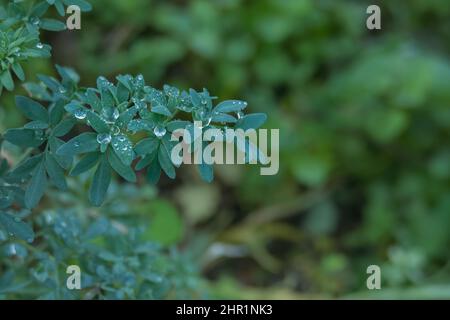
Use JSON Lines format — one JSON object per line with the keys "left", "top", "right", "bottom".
{"left": 102, "top": 108, "right": 120, "bottom": 124}
{"left": 74, "top": 108, "right": 87, "bottom": 120}
{"left": 236, "top": 111, "right": 244, "bottom": 119}
{"left": 118, "top": 135, "right": 126, "bottom": 142}
{"left": 153, "top": 125, "right": 166, "bottom": 138}
{"left": 74, "top": 142, "right": 80, "bottom": 148}
{"left": 36, "top": 42, "right": 44, "bottom": 49}
{"left": 59, "top": 87, "right": 66, "bottom": 94}
{"left": 111, "top": 125, "right": 120, "bottom": 135}
{"left": 9, "top": 244, "right": 17, "bottom": 256}
{"left": 97, "top": 133, "right": 112, "bottom": 145}
{"left": 31, "top": 17, "right": 40, "bottom": 26}
{"left": 113, "top": 108, "right": 120, "bottom": 120}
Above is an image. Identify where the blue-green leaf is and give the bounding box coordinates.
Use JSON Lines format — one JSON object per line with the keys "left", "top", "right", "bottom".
{"left": 214, "top": 100, "right": 248, "bottom": 113}
{"left": 235, "top": 113, "right": 267, "bottom": 130}
{"left": 107, "top": 149, "right": 136, "bottom": 182}
{"left": 69, "top": 152, "right": 100, "bottom": 176}
{"left": 111, "top": 135, "right": 134, "bottom": 165}
{"left": 89, "top": 155, "right": 111, "bottom": 206}
{"left": 16, "top": 96, "right": 49, "bottom": 123}
{"left": 25, "top": 159, "right": 47, "bottom": 208}
{"left": 0, "top": 213, "right": 35, "bottom": 242}
{"left": 56, "top": 132, "right": 99, "bottom": 156}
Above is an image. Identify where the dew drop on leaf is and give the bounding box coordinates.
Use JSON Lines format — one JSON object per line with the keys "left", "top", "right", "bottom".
{"left": 97, "top": 133, "right": 112, "bottom": 145}
{"left": 111, "top": 125, "right": 120, "bottom": 135}
{"left": 153, "top": 125, "right": 166, "bottom": 138}
{"left": 74, "top": 108, "right": 87, "bottom": 120}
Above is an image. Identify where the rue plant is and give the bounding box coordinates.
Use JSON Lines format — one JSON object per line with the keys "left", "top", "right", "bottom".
{"left": 0, "top": 0, "right": 265, "bottom": 299}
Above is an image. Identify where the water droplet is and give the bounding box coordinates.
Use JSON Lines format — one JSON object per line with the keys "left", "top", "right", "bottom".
{"left": 102, "top": 108, "right": 120, "bottom": 124}
{"left": 113, "top": 108, "right": 120, "bottom": 120}
{"left": 59, "top": 87, "right": 66, "bottom": 94}
{"left": 34, "top": 130, "right": 44, "bottom": 140}
{"left": 9, "top": 244, "right": 17, "bottom": 256}
{"left": 153, "top": 125, "right": 166, "bottom": 138}
{"left": 36, "top": 42, "right": 44, "bottom": 49}
{"left": 97, "top": 133, "right": 112, "bottom": 145}
{"left": 111, "top": 125, "right": 120, "bottom": 135}
{"left": 74, "top": 108, "right": 87, "bottom": 120}
{"left": 74, "top": 142, "right": 80, "bottom": 148}
{"left": 31, "top": 17, "right": 40, "bottom": 26}
{"left": 118, "top": 135, "right": 126, "bottom": 142}
{"left": 236, "top": 111, "right": 244, "bottom": 119}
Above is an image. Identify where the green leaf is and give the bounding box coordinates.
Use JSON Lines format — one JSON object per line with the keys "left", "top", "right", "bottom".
{"left": 40, "top": 18, "right": 66, "bottom": 31}
{"left": 151, "top": 104, "right": 172, "bottom": 117}
{"left": 107, "top": 149, "right": 136, "bottom": 182}
{"left": 87, "top": 111, "right": 110, "bottom": 133}
{"left": 49, "top": 137, "right": 73, "bottom": 170}
{"left": 0, "top": 213, "right": 35, "bottom": 242}
{"left": 111, "top": 135, "right": 134, "bottom": 166}
{"left": 158, "top": 139, "right": 175, "bottom": 179}
{"left": 56, "top": 132, "right": 99, "bottom": 156}
{"left": 128, "top": 119, "right": 154, "bottom": 133}
{"left": 4, "top": 128, "right": 45, "bottom": 148}
{"left": 69, "top": 152, "right": 100, "bottom": 176}
{"left": 25, "top": 159, "right": 47, "bottom": 208}
{"left": 235, "top": 113, "right": 267, "bottom": 130}
{"left": 85, "top": 88, "right": 101, "bottom": 112}
{"left": 16, "top": 96, "right": 49, "bottom": 123}
{"left": 135, "top": 136, "right": 159, "bottom": 156}
{"left": 117, "top": 106, "right": 138, "bottom": 127}
{"left": 146, "top": 159, "right": 161, "bottom": 184}
{"left": 211, "top": 113, "right": 237, "bottom": 123}
{"left": 89, "top": 155, "right": 111, "bottom": 206}
{"left": 45, "top": 153, "right": 67, "bottom": 190}
{"left": 24, "top": 121, "right": 49, "bottom": 130}
{"left": 0, "top": 70, "right": 14, "bottom": 91}
{"left": 52, "top": 117, "right": 76, "bottom": 137}
{"left": 214, "top": 100, "right": 248, "bottom": 113}
{"left": 12, "top": 62, "right": 25, "bottom": 81}
{"left": 6, "top": 154, "right": 43, "bottom": 182}
{"left": 189, "top": 89, "right": 202, "bottom": 108}
{"left": 49, "top": 100, "right": 66, "bottom": 126}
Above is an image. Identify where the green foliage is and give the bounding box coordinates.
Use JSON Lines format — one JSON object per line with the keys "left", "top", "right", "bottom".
{"left": 0, "top": 0, "right": 91, "bottom": 92}
{"left": 0, "top": 0, "right": 266, "bottom": 300}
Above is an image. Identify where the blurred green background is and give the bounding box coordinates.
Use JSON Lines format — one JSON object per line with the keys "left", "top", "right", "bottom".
{"left": 1, "top": 0, "right": 449, "bottom": 299}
